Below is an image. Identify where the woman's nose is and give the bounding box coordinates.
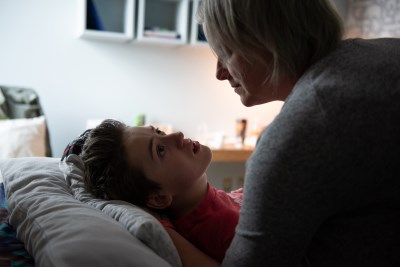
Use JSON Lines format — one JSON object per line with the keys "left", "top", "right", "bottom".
{"left": 216, "top": 60, "right": 230, "bottom": 81}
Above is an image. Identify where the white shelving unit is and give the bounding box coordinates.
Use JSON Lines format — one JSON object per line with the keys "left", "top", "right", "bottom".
{"left": 136, "top": 0, "right": 190, "bottom": 45}
{"left": 190, "top": 0, "right": 207, "bottom": 45}
{"left": 77, "top": 0, "right": 207, "bottom": 46}
{"left": 78, "top": 0, "right": 135, "bottom": 42}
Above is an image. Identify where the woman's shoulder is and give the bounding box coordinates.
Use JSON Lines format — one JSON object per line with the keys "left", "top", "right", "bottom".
{"left": 284, "top": 37, "right": 400, "bottom": 116}
{"left": 252, "top": 37, "right": 400, "bottom": 170}
{"left": 342, "top": 37, "right": 400, "bottom": 50}
{"left": 300, "top": 38, "right": 400, "bottom": 86}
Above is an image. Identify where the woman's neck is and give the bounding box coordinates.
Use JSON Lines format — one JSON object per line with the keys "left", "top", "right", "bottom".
{"left": 169, "top": 174, "right": 208, "bottom": 219}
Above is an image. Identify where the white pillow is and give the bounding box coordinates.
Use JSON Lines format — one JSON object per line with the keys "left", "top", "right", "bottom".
{"left": 60, "top": 154, "right": 182, "bottom": 267}
{"left": 0, "top": 116, "right": 46, "bottom": 158}
{"left": 0, "top": 157, "right": 174, "bottom": 267}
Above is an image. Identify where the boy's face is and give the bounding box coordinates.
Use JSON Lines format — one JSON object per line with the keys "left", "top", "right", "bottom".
{"left": 123, "top": 126, "right": 212, "bottom": 196}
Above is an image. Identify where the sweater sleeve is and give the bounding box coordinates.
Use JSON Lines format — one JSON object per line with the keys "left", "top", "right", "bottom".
{"left": 222, "top": 84, "right": 343, "bottom": 267}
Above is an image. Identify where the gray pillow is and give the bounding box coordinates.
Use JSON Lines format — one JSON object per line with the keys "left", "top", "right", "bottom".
{"left": 0, "top": 157, "right": 177, "bottom": 267}
{"left": 60, "top": 154, "right": 181, "bottom": 267}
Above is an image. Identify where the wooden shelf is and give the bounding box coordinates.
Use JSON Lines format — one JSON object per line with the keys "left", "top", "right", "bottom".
{"left": 211, "top": 149, "right": 253, "bottom": 162}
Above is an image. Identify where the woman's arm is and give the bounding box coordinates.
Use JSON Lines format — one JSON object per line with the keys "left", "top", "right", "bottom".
{"left": 164, "top": 227, "right": 220, "bottom": 267}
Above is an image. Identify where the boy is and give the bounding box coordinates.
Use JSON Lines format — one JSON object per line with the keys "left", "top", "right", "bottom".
{"left": 63, "top": 119, "right": 243, "bottom": 266}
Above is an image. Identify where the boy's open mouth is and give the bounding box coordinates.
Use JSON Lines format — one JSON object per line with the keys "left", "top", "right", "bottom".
{"left": 192, "top": 141, "right": 200, "bottom": 154}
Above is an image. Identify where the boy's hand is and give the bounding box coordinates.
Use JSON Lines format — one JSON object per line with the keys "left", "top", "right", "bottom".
{"left": 231, "top": 188, "right": 243, "bottom": 193}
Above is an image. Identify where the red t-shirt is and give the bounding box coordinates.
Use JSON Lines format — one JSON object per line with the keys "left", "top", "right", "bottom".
{"left": 172, "top": 183, "right": 243, "bottom": 262}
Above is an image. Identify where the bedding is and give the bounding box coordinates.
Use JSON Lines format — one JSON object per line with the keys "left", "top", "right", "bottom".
{"left": 0, "top": 157, "right": 180, "bottom": 267}
{"left": 60, "top": 154, "right": 181, "bottom": 266}
{"left": 0, "top": 116, "right": 46, "bottom": 158}
{"left": 0, "top": 183, "right": 34, "bottom": 266}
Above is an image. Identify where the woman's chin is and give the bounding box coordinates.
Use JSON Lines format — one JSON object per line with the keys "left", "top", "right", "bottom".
{"left": 238, "top": 92, "right": 256, "bottom": 106}
{"left": 240, "top": 93, "right": 270, "bottom": 107}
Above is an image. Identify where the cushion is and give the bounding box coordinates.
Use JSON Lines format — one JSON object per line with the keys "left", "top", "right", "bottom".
{"left": 0, "top": 157, "right": 174, "bottom": 267}
{"left": 0, "top": 116, "right": 46, "bottom": 158}
{"left": 60, "top": 154, "right": 181, "bottom": 266}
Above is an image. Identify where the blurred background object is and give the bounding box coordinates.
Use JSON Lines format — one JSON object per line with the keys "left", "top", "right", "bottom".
{"left": 1, "top": 0, "right": 397, "bottom": 188}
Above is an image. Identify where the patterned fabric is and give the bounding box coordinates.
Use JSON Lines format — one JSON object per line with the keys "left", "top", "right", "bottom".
{"left": 0, "top": 183, "right": 34, "bottom": 266}
{"left": 61, "top": 129, "right": 92, "bottom": 161}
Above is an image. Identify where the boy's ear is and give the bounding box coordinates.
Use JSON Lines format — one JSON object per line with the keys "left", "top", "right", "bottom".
{"left": 146, "top": 192, "right": 173, "bottom": 209}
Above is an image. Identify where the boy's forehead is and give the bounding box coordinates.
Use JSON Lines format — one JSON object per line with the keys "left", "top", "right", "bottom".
{"left": 123, "top": 126, "right": 154, "bottom": 148}
{"left": 126, "top": 126, "right": 153, "bottom": 136}
{"left": 123, "top": 126, "right": 153, "bottom": 164}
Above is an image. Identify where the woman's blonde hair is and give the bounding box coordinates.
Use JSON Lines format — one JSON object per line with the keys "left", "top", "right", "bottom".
{"left": 197, "top": 0, "right": 344, "bottom": 85}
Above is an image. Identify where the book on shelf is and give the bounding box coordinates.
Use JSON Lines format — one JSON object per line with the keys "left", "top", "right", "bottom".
{"left": 86, "top": 0, "right": 104, "bottom": 31}
{"left": 197, "top": 24, "right": 207, "bottom": 42}
{"left": 143, "top": 27, "right": 181, "bottom": 39}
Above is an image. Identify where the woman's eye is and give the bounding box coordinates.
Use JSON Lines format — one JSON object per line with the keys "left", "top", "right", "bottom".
{"left": 157, "top": 145, "right": 166, "bottom": 158}
{"left": 155, "top": 128, "right": 166, "bottom": 136}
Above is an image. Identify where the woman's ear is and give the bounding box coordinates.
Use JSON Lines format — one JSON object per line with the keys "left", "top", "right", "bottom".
{"left": 146, "top": 192, "right": 173, "bottom": 209}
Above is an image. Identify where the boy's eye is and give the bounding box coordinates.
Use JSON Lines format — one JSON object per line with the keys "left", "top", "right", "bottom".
{"left": 157, "top": 145, "right": 166, "bottom": 158}
{"left": 155, "top": 128, "right": 166, "bottom": 136}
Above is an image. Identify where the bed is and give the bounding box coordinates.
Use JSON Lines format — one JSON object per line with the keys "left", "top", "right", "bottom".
{"left": 0, "top": 155, "right": 182, "bottom": 267}
{"left": 0, "top": 182, "right": 34, "bottom": 266}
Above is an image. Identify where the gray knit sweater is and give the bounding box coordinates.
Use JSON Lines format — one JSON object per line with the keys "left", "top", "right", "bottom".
{"left": 222, "top": 38, "right": 400, "bottom": 267}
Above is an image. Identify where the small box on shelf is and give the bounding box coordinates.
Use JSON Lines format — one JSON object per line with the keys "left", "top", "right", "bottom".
{"left": 136, "top": 0, "right": 189, "bottom": 45}
{"left": 78, "top": 0, "right": 135, "bottom": 42}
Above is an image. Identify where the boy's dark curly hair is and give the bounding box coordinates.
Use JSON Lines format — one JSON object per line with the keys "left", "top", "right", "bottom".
{"left": 81, "top": 119, "right": 161, "bottom": 206}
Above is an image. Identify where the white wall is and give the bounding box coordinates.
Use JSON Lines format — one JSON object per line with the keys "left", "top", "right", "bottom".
{"left": 0, "top": 0, "right": 283, "bottom": 157}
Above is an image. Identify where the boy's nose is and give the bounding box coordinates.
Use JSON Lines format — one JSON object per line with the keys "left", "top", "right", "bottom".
{"left": 216, "top": 60, "right": 230, "bottom": 81}
{"left": 169, "top": 132, "right": 184, "bottom": 148}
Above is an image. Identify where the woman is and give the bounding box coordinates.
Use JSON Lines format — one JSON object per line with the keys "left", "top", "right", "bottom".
{"left": 198, "top": 1, "right": 400, "bottom": 266}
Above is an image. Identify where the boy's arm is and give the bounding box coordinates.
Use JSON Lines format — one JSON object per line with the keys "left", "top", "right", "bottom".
{"left": 164, "top": 227, "right": 220, "bottom": 267}
{"left": 143, "top": 208, "right": 219, "bottom": 266}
